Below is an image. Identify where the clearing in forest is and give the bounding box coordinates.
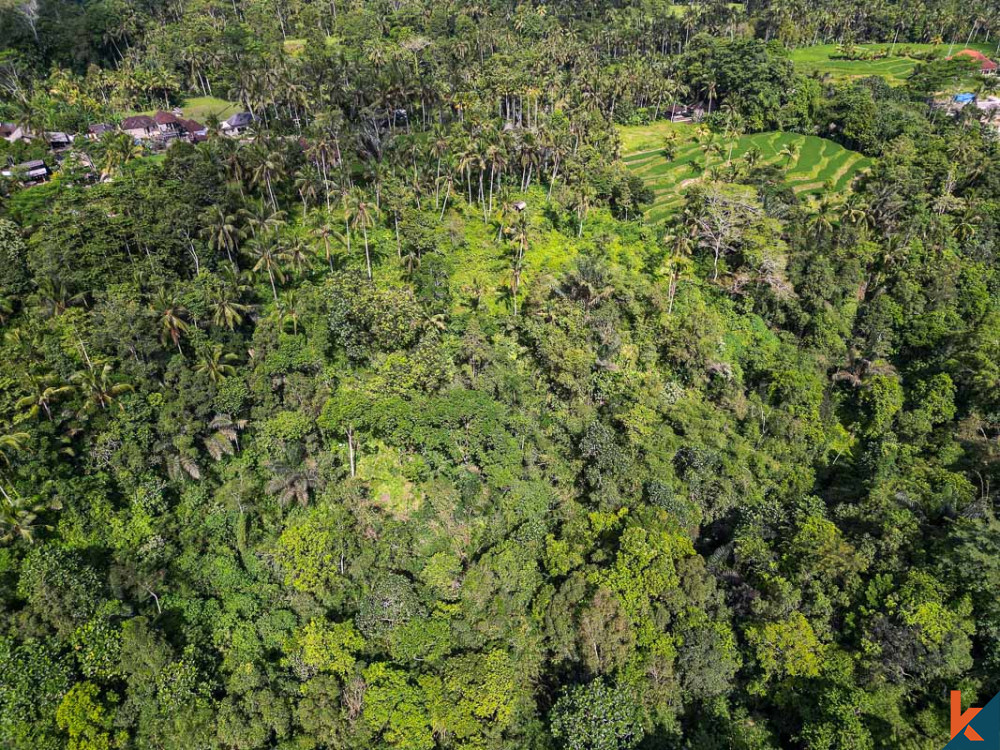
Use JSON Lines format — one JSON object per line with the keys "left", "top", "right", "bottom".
{"left": 134, "top": 96, "right": 240, "bottom": 122}
{"left": 621, "top": 121, "right": 872, "bottom": 223}
{"left": 788, "top": 42, "right": 999, "bottom": 83}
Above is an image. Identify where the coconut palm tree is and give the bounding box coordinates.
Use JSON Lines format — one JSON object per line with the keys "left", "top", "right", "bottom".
{"left": 743, "top": 146, "right": 763, "bottom": 172}
{"left": 0, "top": 490, "right": 60, "bottom": 544}
{"left": 100, "top": 131, "right": 144, "bottom": 179}
{"left": 347, "top": 189, "right": 378, "bottom": 281}
{"left": 16, "top": 374, "right": 74, "bottom": 422}
{"left": 274, "top": 290, "right": 303, "bottom": 334}
{"left": 807, "top": 197, "right": 838, "bottom": 242}
{"left": 705, "top": 78, "right": 718, "bottom": 114}
{"left": 308, "top": 209, "right": 346, "bottom": 271}
{"left": 248, "top": 237, "right": 288, "bottom": 302}
{"left": 778, "top": 141, "right": 801, "bottom": 168}
{"left": 662, "top": 229, "right": 694, "bottom": 314}
{"left": 505, "top": 213, "right": 530, "bottom": 315}
{"left": 240, "top": 198, "right": 287, "bottom": 240}
{"left": 150, "top": 288, "right": 191, "bottom": 354}
{"left": 840, "top": 196, "right": 874, "bottom": 237}
{"left": 250, "top": 144, "right": 285, "bottom": 209}
{"left": 209, "top": 285, "right": 250, "bottom": 331}
{"left": 0, "top": 432, "right": 29, "bottom": 468}
{"left": 196, "top": 345, "right": 239, "bottom": 383}
{"left": 200, "top": 205, "right": 240, "bottom": 267}
{"left": 35, "top": 276, "right": 86, "bottom": 319}
{"left": 283, "top": 235, "right": 311, "bottom": 277}
{"left": 72, "top": 362, "right": 133, "bottom": 413}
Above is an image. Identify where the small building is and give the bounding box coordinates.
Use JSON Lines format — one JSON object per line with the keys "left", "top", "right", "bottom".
{"left": 120, "top": 115, "right": 157, "bottom": 140}
{"left": 221, "top": 112, "right": 254, "bottom": 135}
{"left": 953, "top": 92, "right": 976, "bottom": 107}
{"left": 1, "top": 159, "right": 51, "bottom": 185}
{"left": 87, "top": 123, "right": 114, "bottom": 140}
{"left": 950, "top": 49, "right": 999, "bottom": 75}
{"left": 513, "top": 201, "right": 528, "bottom": 212}
{"left": 1, "top": 124, "right": 31, "bottom": 143}
{"left": 46, "top": 131, "right": 72, "bottom": 150}
{"left": 153, "top": 110, "right": 184, "bottom": 138}
{"left": 977, "top": 96, "right": 1000, "bottom": 115}
{"left": 179, "top": 119, "right": 208, "bottom": 142}
{"left": 665, "top": 103, "right": 695, "bottom": 122}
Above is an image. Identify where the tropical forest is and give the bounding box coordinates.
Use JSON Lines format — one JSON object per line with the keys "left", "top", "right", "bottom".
{"left": 1, "top": 0, "right": 1000, "bottom": 748}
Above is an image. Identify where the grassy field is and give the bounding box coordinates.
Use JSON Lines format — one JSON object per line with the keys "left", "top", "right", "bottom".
{"left": 137, "top": 96, "right": 240, "bottom": 121}
{"left": 622, "top": 122, "right": 872, "bottom": 223}
{"left": 789, "top": 42, "right": 1000, "bottom": 83}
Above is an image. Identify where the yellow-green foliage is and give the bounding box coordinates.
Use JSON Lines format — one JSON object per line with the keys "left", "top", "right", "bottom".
{"left": 746, "top": 613, "right": 825, "bottom": 693}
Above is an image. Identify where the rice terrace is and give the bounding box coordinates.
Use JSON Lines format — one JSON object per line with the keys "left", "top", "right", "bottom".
{"left": 788, "top": 41, "right": 1000, "bottom": 83}
{"left": 622, "top": 122, "right": 872, "bottom": 223}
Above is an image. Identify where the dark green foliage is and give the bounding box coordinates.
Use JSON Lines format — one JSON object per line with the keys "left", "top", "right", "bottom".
{"left": 1, "top": 2, "right": 1000, "bottom": 749}
{"left": 551, "top": 678, "right": 645, "bottom": 750}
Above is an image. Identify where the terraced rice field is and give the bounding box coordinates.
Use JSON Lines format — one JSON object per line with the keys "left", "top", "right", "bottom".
{"left": 622, "top": 125, "right": 872, "bottom": 223}
{"left": 789, "top": 42, "right": 1000, "bottom": 84}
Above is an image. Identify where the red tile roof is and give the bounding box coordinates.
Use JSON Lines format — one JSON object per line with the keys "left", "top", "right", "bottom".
{"left": 951, "top": 49, "right": 999, "bottom": 72}
{"left": 180, "top": 119, "right": 205, "bottom": 133}
{"left": 121, "top": 115, "right": 155, "bottom": 130}
{"left": 153, "top": 110, "right": 181, "bottom": 125}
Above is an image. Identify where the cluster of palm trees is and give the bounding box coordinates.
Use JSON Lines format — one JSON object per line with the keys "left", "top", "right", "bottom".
{"left": 0, "top": 354, "right": 132, "bottom": 542}
{"left": 180, "top": 103, "right": 606, "bottom": 294}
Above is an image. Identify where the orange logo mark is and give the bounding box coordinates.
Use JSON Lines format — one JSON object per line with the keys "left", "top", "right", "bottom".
{"left": 953, "top": 691, "right": 985, "bottom": 742}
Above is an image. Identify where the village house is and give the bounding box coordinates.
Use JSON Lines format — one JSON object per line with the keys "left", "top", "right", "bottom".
{"left": 949, "top": 49, "right": 999, "bottom": 75}
{"left": 1, "top": 159, "right": 51, "bottom": 185}
{"left": 1, "top": 123, "right": 31, "bottom": 143}
{"left": 46, "top": 131, "right": 72, "bottom": 151}
{"left": 153, "top": 110, "right": 185, "bottom": 139}
{"left": 87, "top": 123, "right": 114, "bottom": 140}
{"left": 120, "top": 115, "right": 157, "bottom": 140}
{"left": 179, "top": 118, "right": 208, "bottom": 142}
{"left": 221, "top": 112, "right": 254, "bottom": 135}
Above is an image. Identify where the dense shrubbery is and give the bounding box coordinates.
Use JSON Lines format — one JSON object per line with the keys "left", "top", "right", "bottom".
{"left": 2, "top": 1, "right": 1000, "bottom": 749}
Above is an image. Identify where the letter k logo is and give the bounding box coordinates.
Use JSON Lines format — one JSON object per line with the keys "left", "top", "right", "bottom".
{"left": 954, "top": 691, "right": 985, "bottom": 742}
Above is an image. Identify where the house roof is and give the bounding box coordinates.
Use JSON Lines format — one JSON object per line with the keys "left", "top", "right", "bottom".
{"left": 0, "top": 123, "right": 15, "bottom": 137}
{"left": 121, "top": 115, "right": 155, "bottom": 130}
{"left": 2, "top": 160, "right": 48, "bottom": 178}
{"left": 153, "top": 110, "right": 182, "bottom": 125}
{"left": 951, "top": 49, "right": 999, "bottom": 72}
{"left": 88, "top": 123, "right": 113, "bottom": 136}
{"left": 224, "top": 112, "right": 254, "bottom": 128}
{"left": 180, "top": 119, "right": 205, "bottom": 133}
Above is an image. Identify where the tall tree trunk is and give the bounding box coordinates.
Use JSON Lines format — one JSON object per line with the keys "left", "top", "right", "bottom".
{"left": 362, "top": 225, "right": 372, "bottom": 281}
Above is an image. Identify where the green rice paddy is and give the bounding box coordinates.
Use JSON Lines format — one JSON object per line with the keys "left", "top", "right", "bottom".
{"left": 621, "top": 122, "right": 872, "bottom": 223}
{"left": 788, "top": 42, "right": 999, "bottom": 83}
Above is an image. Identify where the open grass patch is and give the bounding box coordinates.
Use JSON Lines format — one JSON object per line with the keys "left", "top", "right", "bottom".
{"left": 135, "top": 96, "right": 240, "bottom": 121}
{"left": 788, "top": 42, "right": 999, "bottom": 84}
